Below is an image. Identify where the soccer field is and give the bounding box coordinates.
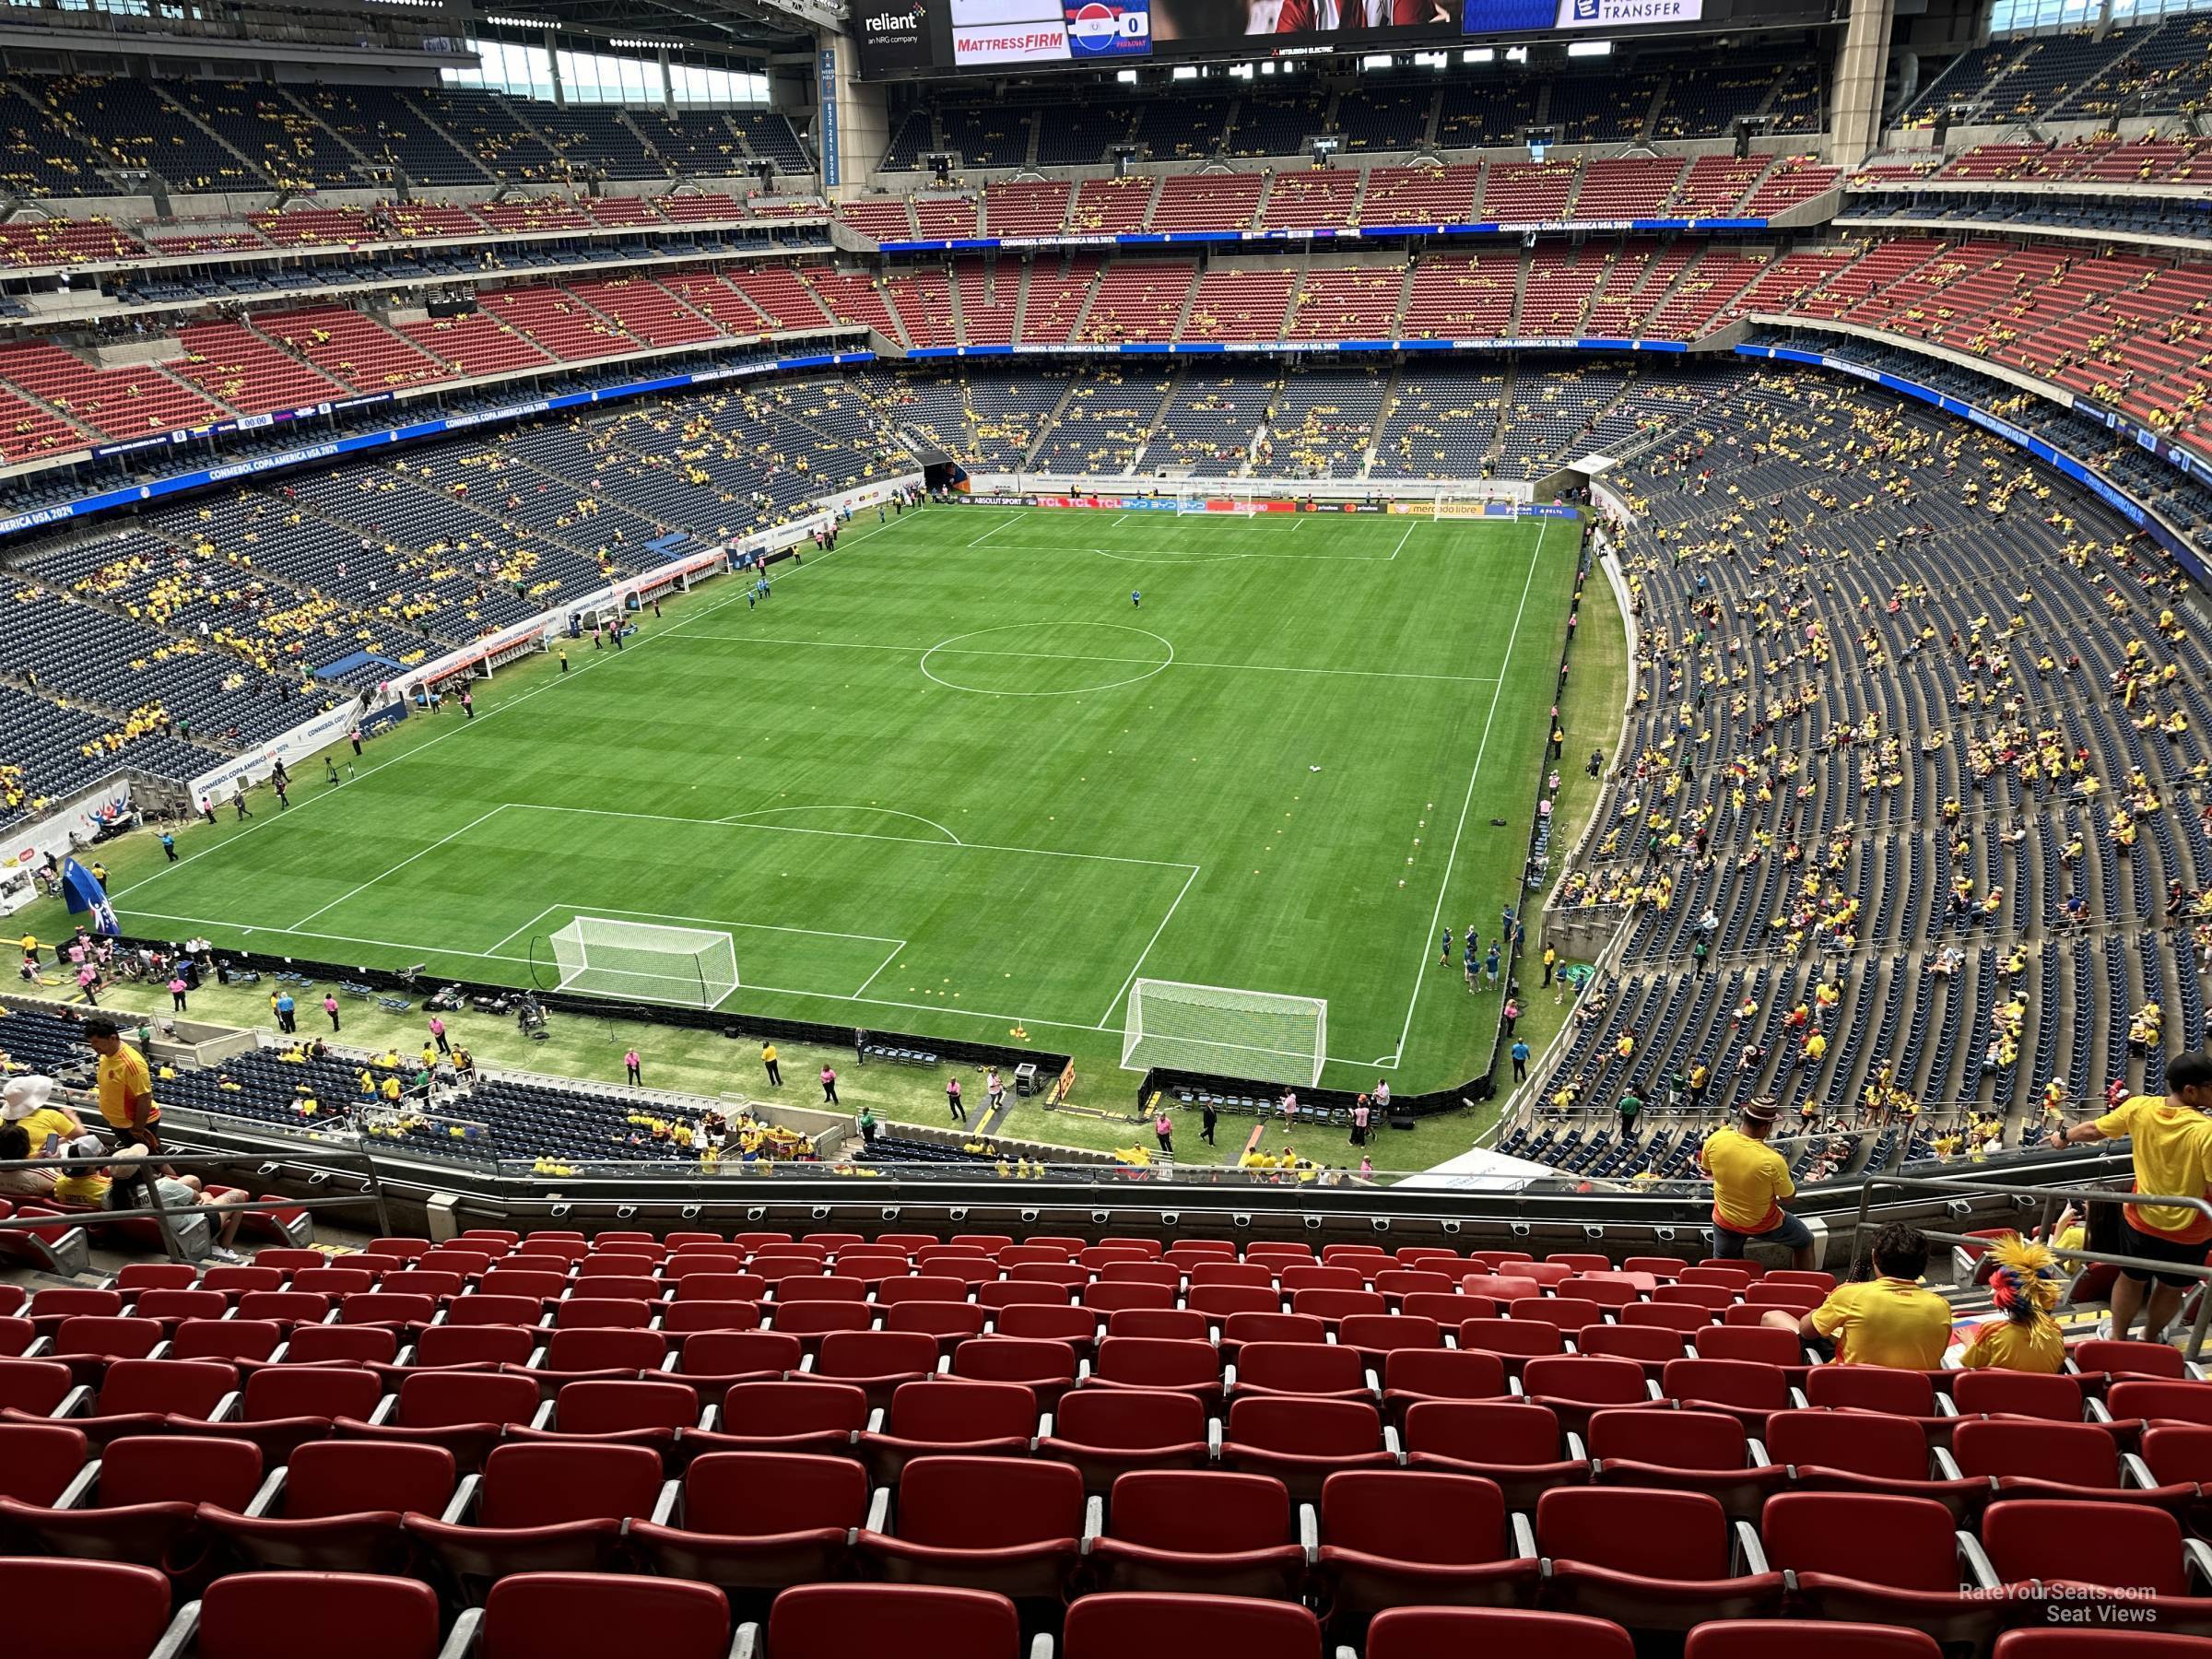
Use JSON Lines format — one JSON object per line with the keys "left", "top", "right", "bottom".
{"left": 110, "top": 503, "right": 1578, "bottom": 1095}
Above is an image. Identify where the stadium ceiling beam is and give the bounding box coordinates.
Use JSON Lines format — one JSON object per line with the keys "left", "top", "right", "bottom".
{"left": 549, "top": 0, "right": 834, "bottom": 42}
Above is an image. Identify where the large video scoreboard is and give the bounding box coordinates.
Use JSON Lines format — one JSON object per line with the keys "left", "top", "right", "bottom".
{"left": 853, "top": 0, "right": 1834, "bottom": 78}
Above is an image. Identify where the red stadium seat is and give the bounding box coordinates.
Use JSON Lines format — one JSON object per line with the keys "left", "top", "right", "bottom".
{"left": 1953, "top": 1369, "right": 2089, "bottom": 1424}
{"left": 1088, "top": 1469, "right": 1309, "bottom": 1599}
{"left": 762, "top": 1583, "right": 1027, "bottom": 1659}
{"left": 169, "top": 1319, "right": 284, "bottom": 1367}
{"left": 1218, "top": 1312, "right": 1326, "bottom": 1359}
{"left": 628, "top": 1450, "right": 866, "bottom": 1593}
{"left": 813, "top": 1330, "right": 938, "bottom": 1411}
{"left": 404, "top": 1441, "right": 665, "bottom": 1593}
{"left": 0, "top": 1431, "right": 262, "bottom": 1578}
{"left": 334, "top": 1369, "right": 539, "bottom": 1473}
{"left": 1764, "top": 1409, "right": 1984, "bottom": 1521}
{"left": 1982, "top": 1498, "right": 2212, "bottom": 1631}
{"left": 949, "top": 1335, "right": 1077, "bottom": 1407}
{"left": 690, "top": 1379, "right": 866, "bottom": 1458}
{"left": 0, "top": 1421, "right": 88, "bottom": 1506}
{"left": 72, "top": 1358, "right": 237, "bottom": 1448}
{"left": 2, "top": 1556, "right": 172, "bottom": 1659}
{"left": 1953, "top": 1418, "right": 2196, "bottom": 1511}
{"left": 1762, "top": 1491, "right": 2007, "bottom": 1651}
{"left": 198, "top": 1438, "right": 457, "bottom": 1572}
{"left": 1518, "top": 1354, "right": 1653, "bottom": 1434}
{"left": 1588, "top": 1406, "right": 1785, "bottom": 1520}
{"left": 510, "top": 1378, "right": 699, "bottom": 1457}
{"left": 1404, "top": 1398, "right": 1589, "bottom": 1510}
{"left": 1088, "top": 1336, "right": 1224, "bottom": 1408}
{"left": 1061, "top": 1592, "right": 1323, "bottom": 1659}
{"left": 1232, "top": 1341, "right": 1373, "bottom": 1403}
{"left": 1688, "top": 1624, "right": 1940, "bottom": 1659}
{"left": 1317, "top": 1468, "right": 1540, "bottom": 1624}
{"left": 1379, "top": 1347, "right": 1508, "bottom": 1429}
{"left": 861, "top": 1378, "right": 1039, "bottom": 1483}
{"left": 1039, "top": 1385, "right": 1212, "bottom": 1492}
{"left": 499, "top": 1326, "right": 667, "bottom": 1397}
{"left": 1107, "top": 1308, "right": 1210, "bottom": 1344}
{"left": 883, "top": 1300, "right": 990, "bottom": 1353}
{"left": 1363, "top": 1606, "right": 1632, "bottom": 1659}
{"left": 1219, "top": 1395, "right": 1395, "bottom": 1502}
{"left": 174, "top": 1361, "right": 381, "bottom": 1462}
{"left": 665, "top": 1330, "right": 802, "bottom": 1405}
{"left": 856, "top": 1454, "right": 1084, "bottom": 1600}
{"left": 1660, "top": 1357, "right": 1794, "bottom": 1433}
{"left": 993, "top": 1302, "right": 1100, "bottom": 1357}
{"left": 465, "top": 1572, "right": 733, "bottom": 1659}
{"left": 1537, "top": 1487, "right": 1784, "bottom": 1632}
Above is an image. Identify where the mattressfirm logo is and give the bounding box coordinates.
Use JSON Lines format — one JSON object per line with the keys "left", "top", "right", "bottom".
{"left": 1064, "top": 0, "right": 1151, "bottom": 55}
{"left": 1559, "top": 0, "right": 1700, "bottom": 23}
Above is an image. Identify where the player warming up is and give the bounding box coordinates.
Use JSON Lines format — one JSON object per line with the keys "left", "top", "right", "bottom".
{"left": 1131, "top": 589, "right": 1141, "bottom": 608}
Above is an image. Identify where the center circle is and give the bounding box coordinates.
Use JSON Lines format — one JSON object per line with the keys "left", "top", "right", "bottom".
{"left": 919, "top": 623, "right": 1175, "bottom": 698}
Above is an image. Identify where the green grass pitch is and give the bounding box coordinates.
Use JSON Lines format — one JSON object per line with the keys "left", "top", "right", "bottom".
{"left": 103, "top": 503, "right": 1578, "bottom": 1097}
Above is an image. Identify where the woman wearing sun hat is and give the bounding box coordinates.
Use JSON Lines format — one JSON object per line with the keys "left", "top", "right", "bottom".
{"left": 1, "top": 1075, "right": 83, "bottom": 1160}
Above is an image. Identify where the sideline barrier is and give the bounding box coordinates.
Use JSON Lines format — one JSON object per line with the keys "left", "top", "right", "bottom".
{"left": 874, "top": 216, "right": 1773, "bottom": 254}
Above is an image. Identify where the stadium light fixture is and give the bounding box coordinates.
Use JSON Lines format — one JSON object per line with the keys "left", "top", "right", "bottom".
{"left": 1464, "top": 46, "right": 1495, "bottom": 62}
{"left": 1171, "top": 65, "right": 1200, "bottom": 78}
{"left": 1505, "top": 44, "right": 1528, "bottom": 61}
{"left": 1115, "top": 68, "right": 1138, "bottom": 81}
{"left": 1567, "top": 39, "right": 1611, "bottom": 55}
{"left": 1359, "top": 53, "right": 1393, "bottom": 68}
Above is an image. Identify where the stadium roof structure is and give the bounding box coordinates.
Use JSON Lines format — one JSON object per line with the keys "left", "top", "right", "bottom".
{"left": 466, "top": 0, "right": 829, "bottom": 59}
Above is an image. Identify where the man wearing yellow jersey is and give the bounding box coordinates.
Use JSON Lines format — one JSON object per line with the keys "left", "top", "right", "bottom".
{"left": 1764, "top": 1223, "right": 1952, "bottom": 1368}
{"left": 1701, "top": 1097, "right": 1816, "bottom": 1270}
{"left": 2047, "top": 1051, "right": 2212, "bottom": 1341}
{"left": 87, "top": 1018, "right": 159, "bottom": 1149}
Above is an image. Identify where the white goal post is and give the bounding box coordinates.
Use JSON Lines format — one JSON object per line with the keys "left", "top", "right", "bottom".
{"left": 547, "top": 916, "right": 739, "bottom": 1009}
{"left": 1122, "top": 978, "right": 1327, "bottom": 1086}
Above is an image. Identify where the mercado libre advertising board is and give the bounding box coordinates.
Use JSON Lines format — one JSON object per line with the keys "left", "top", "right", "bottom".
{"left": 851, "top": 0, "right": 1825, "bottom": 77}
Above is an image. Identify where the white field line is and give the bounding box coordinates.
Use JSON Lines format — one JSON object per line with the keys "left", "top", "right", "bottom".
{"left": 507, "top": 800, "right": 1200, "bottom": 873}
{"left": 1096, "top": 861, "right": 1202, "bottom": 1030}
{"left": 671, "top": 632, "right": 1498, "bottom": 688}
{"left": 1386, "top": 521, "right": 1418, "bottom": 560}
{"left": 716, "top": 804, "right": 963, "bottom": 844}
{"left": 289, "top": 806, "right": 508, "bottom": 930}
{"left": 967, "top": 509, "right": 1028, "bottom": 547}
{"left": 1390, "top": 518, "right": 1549, "bottom": 1067}
{"left": 851, "top": 939, "right": 909, "bottom": 1000}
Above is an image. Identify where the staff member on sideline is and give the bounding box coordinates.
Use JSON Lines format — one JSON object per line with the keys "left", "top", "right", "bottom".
{"left": 1700, "top": 1096, "right": 1816, "bottom": 1270}
{"left": 86, "top": 1018, "right": 159, "bottom": 1150}
{"left": 1762, "top": 1223, "right": 1951, "bottom": 1367}
{"left": 2047, "top": 1050, "right": 2212, "bottom": 1342}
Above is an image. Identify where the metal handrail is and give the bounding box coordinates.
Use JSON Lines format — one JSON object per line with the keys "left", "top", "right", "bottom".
{"left": 0, "top": 1146, "right": 394, "bottom": 1263}
{"left": 1852, "top": 1170, "right": 2212, "bottom": 1359}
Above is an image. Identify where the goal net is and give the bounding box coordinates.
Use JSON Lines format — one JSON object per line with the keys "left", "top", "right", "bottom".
{"left": 1122, "top": 978, "right": 1327, "bottom": 1086}
{"left": 547, "top": 916, "right": 738, "bottom": 1009}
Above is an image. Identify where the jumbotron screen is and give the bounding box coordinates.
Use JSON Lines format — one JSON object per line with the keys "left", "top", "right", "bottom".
{"left": 852, "top": 0, "right": 1833, "bottom": 78}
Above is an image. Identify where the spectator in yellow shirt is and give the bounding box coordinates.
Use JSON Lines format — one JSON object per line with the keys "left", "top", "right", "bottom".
{"left": 1957, "top": 1235, "right": 2068, "bottom": 1374}
{"left": 2048, "top": 1051, "right": 2212, "bottom": 1342}
{"left": 1701, "top": 1097, "right": 1816, "bottom": 1270}
{"left": 1765, "top": 1223, "right": 1952, "bottom": 1368}
{"left": 87, "top": 1018, "right": 159, "bottom": 1149}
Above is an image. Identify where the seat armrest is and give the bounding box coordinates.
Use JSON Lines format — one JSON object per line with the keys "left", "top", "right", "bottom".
{"left": 54, "top": 1384, "right": 91, "bottom": 1418}
{"left": 1745, "top": 1438, "right": 1771, "bottom": 1467}
{"left": 650, "top": 1477, "right": 681, "bottom": 1527}
{"left": 1731, "top": 1519, "right": 1769, "bottom": 1576}
{"left": 796, "top": 1354, "right": 815, "bottom": 1373}
{"left": 1511, "top": 1512, "right": 1537, "bottom": 1560}
{"left": 2183, "top": 1536, "right": 2212, "bottom": 1594}
{"left": 1787, "top": 1387, "right": 1807, "bottom": 1409}
{"left": 1383, "top": 1426, "right": 1402, "bottom": 1461}
{"left": 435, "top": 1607, "right": 484, "bottom": 1659}
{"left": 1222, "top": 1362, "right": 1237, "bottom": 1394}
{"left": 1364, "top": 1369, "right": 1381, "bottom": 1400}
{"left": 1958, "top": 1531, "right": 2001, "bottom": 1592}
{"left": 698, "top": 1406, "right": 719, "bottom": 1433}
{"left": 866, "top": 1408, "right": 886, "bottom": 1434}
{"left": 367, "top": 1394, "right": 398, "bottom": 1427}
{"left": 2085, "top": 1396, "right": 2115, "bottom": 1424}
{"left": 1931, "top": 1446, "right": 1965, "bottom": 1482}
{"left": 1565, "top": 1430, "right": 1587, "bottom": 1462}
{"left": 1037, "top": 1413, "right": 1054, "bottom": 1440}
{"left": 439, "top": 1473, "right": 482, "bottom": 1526}
{"left": 147, "top": 1600, "right": 202, "bottom": 1659}
{"left": 528, "top": 1400, "right": 555, "bottom": 1431}
{"left": 208, "top": 1391, "right": 241, "bottom": 1423}
{"left": 243, "top": 1467, "right": 288, "bottom": 1519}
{"left": 55, "top": 1460, "right": 100, "bottom": 1510}
{"left": 865, "top": 1484, "right": 891, "bottom": 1535}
{"left": 1299, "top": 1502, "right": 1318, "bottom": 1563}
{"left": 1644, "top": 1380, "right": 1664, "bottom": 1400}
{"left": 1082, "top": 1494, "right": 1103, "bottom": 1550}
{"left": 1027, "top": 1634, "right": 1055, "bottom": 1659}
{"left": 1935, "top": 1393, "right": 1959, "bottom": 1418}
{"left": 1208, "top": 1418, "right": 1222, "bottom": 1457}
{"left": 2122, "top": 1453, "right": 2159, "bottom": 1490}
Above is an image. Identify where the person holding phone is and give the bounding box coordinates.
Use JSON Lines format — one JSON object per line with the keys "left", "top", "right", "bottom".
{"left": 1, "top": 1075, "right": 82, "bottom": 1161}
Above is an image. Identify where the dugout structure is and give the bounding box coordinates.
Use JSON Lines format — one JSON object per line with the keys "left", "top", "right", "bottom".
{"left": 547, "top": 917, "right": 739, "bottom": 1009}
{"left": 1123, "top": 978, "right": 1326, "bottom": 1087}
